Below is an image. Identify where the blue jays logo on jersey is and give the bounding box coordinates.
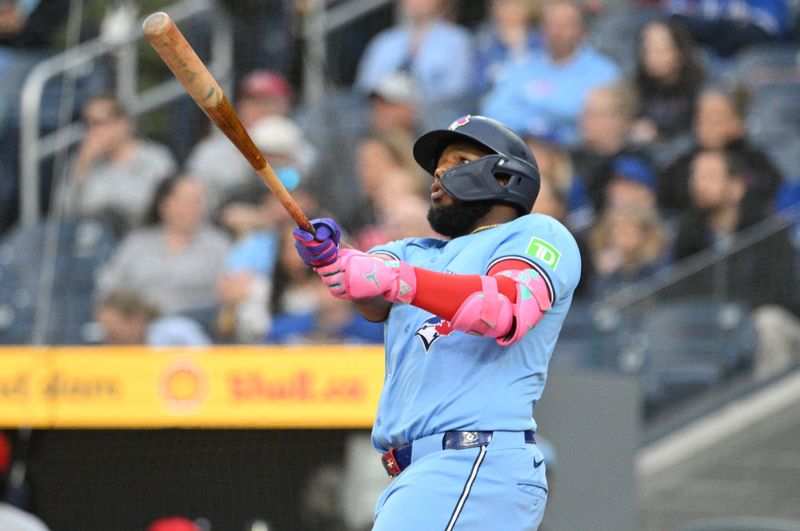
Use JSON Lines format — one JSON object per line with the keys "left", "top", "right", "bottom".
{"left": 415, "top": 317, "right": 456, "bottom": 352}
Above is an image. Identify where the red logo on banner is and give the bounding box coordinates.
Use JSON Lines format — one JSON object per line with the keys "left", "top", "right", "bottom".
{"left": 160, "top": 360, "right": 208, "bottom": 412}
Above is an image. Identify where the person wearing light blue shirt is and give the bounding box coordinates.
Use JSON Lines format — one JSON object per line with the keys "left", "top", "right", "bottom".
{"left": 481, "top": 0, "right": 620, "bottom": 145}
{"left": 355, "top": 0, "right": 474, "bottom": 106}
{"left": 472, "top": 0, "right": 544, "bottom": 97}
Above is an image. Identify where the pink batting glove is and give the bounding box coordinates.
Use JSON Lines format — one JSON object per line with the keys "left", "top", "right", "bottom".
{"left": 314, "top": 249, "right": 361, "bottom": 299}
{"left": 344, "top": 254, "right": 416, "bottom": 303}
{"left": 314, "top": 249, "right": 417, "bottom": 303}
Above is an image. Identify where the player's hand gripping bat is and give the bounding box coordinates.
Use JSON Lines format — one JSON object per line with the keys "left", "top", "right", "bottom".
{"left": 142, "top": 11, "right": 314, "bottom": 235}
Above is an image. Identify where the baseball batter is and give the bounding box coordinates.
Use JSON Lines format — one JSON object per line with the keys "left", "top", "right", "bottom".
{"left": 294, "top": 115, "right": 580, "bottom": 530}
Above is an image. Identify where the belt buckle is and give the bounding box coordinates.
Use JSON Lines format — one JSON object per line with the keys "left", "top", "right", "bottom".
{"left": 381, "top": 447, "right": 403, "bottom": 477}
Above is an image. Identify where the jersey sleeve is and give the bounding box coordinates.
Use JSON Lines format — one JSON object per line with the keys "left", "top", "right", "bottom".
{"left": 487, "top": 216, "right": 581, "bottom": 305}
{"left": 367, "top": 238, "right": 408, "bottom": 262}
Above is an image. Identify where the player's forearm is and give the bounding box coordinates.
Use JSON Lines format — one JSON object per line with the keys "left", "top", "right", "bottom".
{"left": 414, "top": 265, "right": 552, "bottom": 344}
{"left": 353, "top": 297, "right": 393, "bottom": 322}
{"left": 411, "top": 267, "right": 517, "bottom": 320}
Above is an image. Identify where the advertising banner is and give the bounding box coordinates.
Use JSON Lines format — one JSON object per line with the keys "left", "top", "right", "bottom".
{"left": 0, "top": 345, "right": 384, "bottom": 428}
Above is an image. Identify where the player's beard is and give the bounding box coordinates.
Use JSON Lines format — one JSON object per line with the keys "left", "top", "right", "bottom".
{"left": 427, "top": 199, "right": 495, "bottom": 238}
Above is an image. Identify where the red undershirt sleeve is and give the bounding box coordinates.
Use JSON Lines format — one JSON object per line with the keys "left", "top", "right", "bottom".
{"left": 411, "top": 259, "right": 532, "bottom": 320}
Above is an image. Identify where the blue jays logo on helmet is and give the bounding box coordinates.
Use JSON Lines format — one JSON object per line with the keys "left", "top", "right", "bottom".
{"left": 448, "top": 115, "right": 471, "bottom": 130}
{"left": 415, "top": 317, "right": 456, "bottom": 352}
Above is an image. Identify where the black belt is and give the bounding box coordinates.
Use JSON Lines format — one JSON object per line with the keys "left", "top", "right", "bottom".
{"left": 381, "top": 430, "right": 536, "bottom": 478}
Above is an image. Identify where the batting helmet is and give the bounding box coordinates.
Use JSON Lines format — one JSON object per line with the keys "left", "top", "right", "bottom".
{"left": 413, "top": 115, "right": 541, "bottom": 214}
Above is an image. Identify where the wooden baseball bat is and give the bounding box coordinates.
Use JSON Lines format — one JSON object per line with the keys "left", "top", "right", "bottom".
{"left": 142, "top": 11, "right": 315, "bottom": 235}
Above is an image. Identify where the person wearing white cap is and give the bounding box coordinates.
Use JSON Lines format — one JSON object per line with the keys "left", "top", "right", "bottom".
{"left": 368, "top": 71, "right": 422, "bottom": 137}
{"left": 185, "top": 71, "right": 298, "bottom": 215}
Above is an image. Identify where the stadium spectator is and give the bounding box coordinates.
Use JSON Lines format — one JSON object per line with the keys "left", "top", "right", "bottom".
{"left": 264, "top": 225, "right": 321, "bottom": 343}
{"left": 354, "top": 0, "right": 475, "bottom": 107}
{"left": 367, "top": 71, "right": 423, "bottom": 137}
{"left": 522, "top": 120, "right": 589, "bottom": 224}
{"left": 212, "top": 115, "right": 315, "bottom": 237}
{"left": 95, "top": 289, "right": 210, "bottom": 346}
{"left": 214, "top": 117, "right": 321, "bottom": 342}
{"left": 58, "top": 95, "right": 177, "bottom": 234}
{"left": 629, "top": 19, "right": 705, "bottom": 150}
{"left": 472, "top": 0, "right": 543, "bottom": 97}
{"left": 185, "top": 70, "right": 295, "bottom": 214}
{"left": 589, "top": 204, "right": 668, "bottom": 297}
{"left": 604, "top": 154, "right": 659, "bottom": 210}
{"left": 214, "top": 185, "right": 278, "bottom": 343}
{"left": 349, "top": 130, "right": 428, "bottom": 247}
{"left": 214, "top": 187, "right": 319, "bottom": 343}
{"left": 0, "top": 432, "right": 50, "bottom": 531}
{"left": 673, "top": 148, "right": 800, "bottom": 378}
{"left": 659, "top": 85, "right": 783, "bottom": 216}
{"left": 480, "top": 0, "right": 620, "bottom": 144}
{"left": 265, "top": 228, "right": 383, "bottom": 344}
{"left": 532, "top": 176, "right": 595, "bottom": 299}
{"left": 381, "top": 193, "right": 440, "bottom": 241}
{"left": 668, "top": 0, "right": 792, "bottom": 58}
{"left": 531, "top": 174, "right": 568, "bottom": 220}
{"left": 95, "top": 175, "right": 230, "bottom": 323}
{"left": 352, "top": 191, "right": 440, "bottom": 252}
{"left": 0, "top": 1, "right": 69, "bottom": 48}
{"left": 570, "top": 83, "right": 651, "bottom": 211}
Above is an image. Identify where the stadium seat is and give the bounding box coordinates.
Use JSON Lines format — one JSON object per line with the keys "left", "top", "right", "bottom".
{"left": 0, "top": 218, "right": 117, "bottom": 344}
{"left": 739, "top": 47, "right": 800, "bottom": 181}
{"left": 734, "top": 44, "right": 800, "bottom": 85}
{"left": 0, "top": 287, "right": 35, "bottom": 345}
{"left": 588, "top": 8, "right": 662, "bottom": 76}
{"left": 749, "top": 128, "right": 800, "bottom": 183}
{"left": 551, "top": 302, "right": 632, "bottom": 371}
{"left": 637, "top": 299, "right": 757, "bottom": 412}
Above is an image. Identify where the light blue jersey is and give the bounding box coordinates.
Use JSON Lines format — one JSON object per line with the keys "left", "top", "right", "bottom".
{"left": 369, "top": 213, "right": 581, "bottom": 452}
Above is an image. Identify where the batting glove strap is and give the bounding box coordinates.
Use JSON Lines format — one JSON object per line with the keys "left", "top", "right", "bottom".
{"left": 314, "top": 248, "right": 367, "bottom": 299}
{"left": 449, "top": 270, "right": 551, "bottom": 345}
{"left": 315, "top": 261, "right": 349, "bottom": 299}
{"left": 450, "top": 276, "right": 515, "bottom": 338}
{"left": 342, "top": 254, "right": 417, "bottom": 304}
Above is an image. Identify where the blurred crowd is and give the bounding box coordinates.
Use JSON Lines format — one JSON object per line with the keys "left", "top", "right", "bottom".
{"left": 1, "top": 0, "right": 799, "bottom": 376}
{"left": 1, "top": 1, "right": 800, "bottom": 530}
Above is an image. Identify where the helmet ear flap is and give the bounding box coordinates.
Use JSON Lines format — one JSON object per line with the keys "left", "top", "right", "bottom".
{"left": 439, "top": 154, "right": 540, "bottom": 213}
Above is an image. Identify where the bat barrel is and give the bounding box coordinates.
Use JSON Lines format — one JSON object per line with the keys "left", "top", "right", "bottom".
{"left": 142, "top": 12, "right": 224, "bottom": 111}
{"left": 142, "top": 11, "right": 315, "bottom": 235}
{"left": 142, "top": 11, "right": 170, "bottom": 36}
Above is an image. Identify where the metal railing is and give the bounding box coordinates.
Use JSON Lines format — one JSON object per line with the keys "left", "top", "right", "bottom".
{"left": 580, "top": 205, "right": 800, "bottom": 424}
{"left": 18, "top": 0, "right": 233, "bottom": 226}
{"left": 601, "top": 205, "right": 800, "bottom": 315}
{"left": 300, "top": 0, "right": 393, "bottom": 102}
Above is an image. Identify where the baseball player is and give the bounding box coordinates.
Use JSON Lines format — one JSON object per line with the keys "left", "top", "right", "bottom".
{"left": 293, "top": 115, "right": 581, "bottom": 530}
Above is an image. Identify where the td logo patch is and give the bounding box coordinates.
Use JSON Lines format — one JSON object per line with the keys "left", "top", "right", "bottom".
{"left": 526, "top": 237, "right": 561, "bottom": 269}
{"left": 415, "top": 317, "right": 456, "bottom": 352}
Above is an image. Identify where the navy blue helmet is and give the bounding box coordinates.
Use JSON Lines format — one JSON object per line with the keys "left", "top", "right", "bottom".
{"left": 413, "top": 115, "right": 541, "bottom": 214}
